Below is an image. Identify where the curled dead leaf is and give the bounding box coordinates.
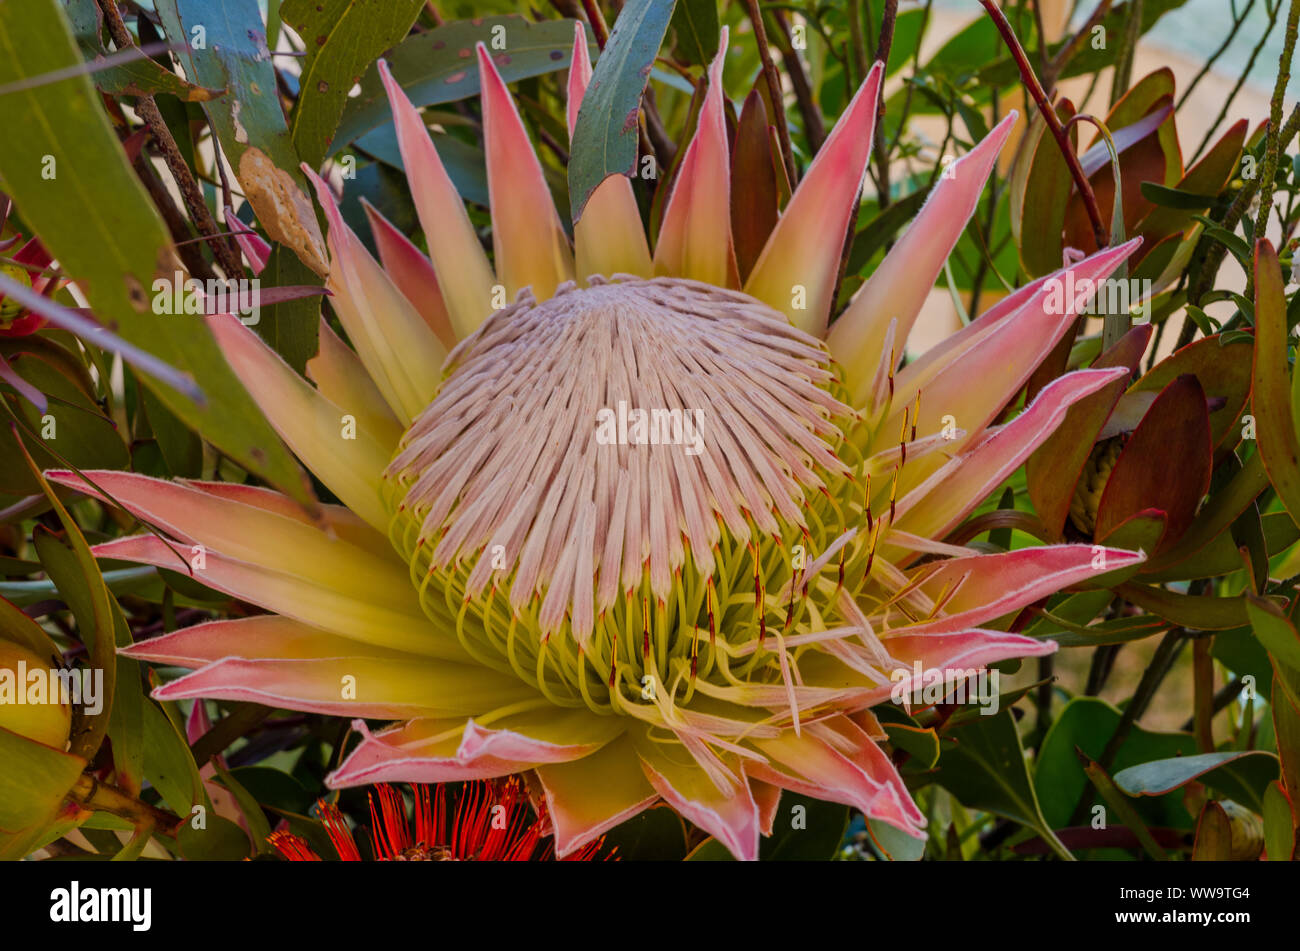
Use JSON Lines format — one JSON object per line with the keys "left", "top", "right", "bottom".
{"left": 237, "top": 147, "right": 328, "bottom": 277}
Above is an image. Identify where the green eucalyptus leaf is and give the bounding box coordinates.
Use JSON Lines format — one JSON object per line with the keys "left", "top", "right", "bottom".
{"left": 333, "top": 16, "right": 590, "bottom": 152}
{"left": 282, "top": 0, "right": 425, "bottom": 167}
{"left": 669, "top": 0, "right": 717, "bottom": 66}
{"left": 569, "top": 0, "right": 678, "bottom": 222}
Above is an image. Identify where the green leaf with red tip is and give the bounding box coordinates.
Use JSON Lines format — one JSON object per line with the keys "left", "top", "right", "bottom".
{"left": 1032, "top": 612, "right": 1168, "bottom": 648}
{"left": 882, "top": 722, "right": 941, "bottom": 770}
{"left": 1094, "top": 511, "right": 1168, "bottom": 574}
{"left": 1145, "top": 511, "right": 1298, "bottom": 583}
{"left": 1114, "top": 750, "right": 1279, "bottom": 813}
{"left": 1251, "top": 239, "right": 1300, "bottom": 528}
{"left": 1094, "top": 375, "right": 1213, "bottom": 553}
{"left": 1027, "top": 324, "right": 1151, "bottom": 538}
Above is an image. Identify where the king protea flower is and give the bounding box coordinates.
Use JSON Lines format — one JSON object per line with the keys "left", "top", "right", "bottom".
{"left": 53, "top": 25, "right": 1146, "bottom": 859}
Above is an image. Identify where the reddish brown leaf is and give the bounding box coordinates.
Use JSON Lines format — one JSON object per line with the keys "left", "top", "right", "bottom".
{"left": 730, "top": 88, "right": 780, "bottom": 284}
{"left": 1094, "top": 374, "right": 1213, "bottom": 552}
{"left": 1132, "top": 334, "right": 1253, "bottom": 454}
{"left": 1027, "top": 324, "right": 1152, "bottom": 539}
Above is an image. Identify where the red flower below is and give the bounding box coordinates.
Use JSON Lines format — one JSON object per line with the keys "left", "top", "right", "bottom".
{"left": 269, "top": 777, "right": 610, "bottom": 862}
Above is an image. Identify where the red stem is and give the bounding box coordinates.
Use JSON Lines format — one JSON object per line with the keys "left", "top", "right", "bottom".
{"left": 978, "top": 0, "right": 1109, "bottom": 249}
{"left": 581, "top": 0, "right": 609, "bottom": 48}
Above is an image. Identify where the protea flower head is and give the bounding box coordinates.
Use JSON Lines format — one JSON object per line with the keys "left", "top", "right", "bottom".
{"left": 269, "top": 776, "right": 604, "bottom": 861}
{"left": 53, "top": 25, "right": 1148, "bottom": 859}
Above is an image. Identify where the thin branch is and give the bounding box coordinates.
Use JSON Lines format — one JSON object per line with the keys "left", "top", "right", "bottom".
{"left": 1044, "top": 0, "right": 1113, "bottom": 96}
{"left": 1253, "top": 0, "right": 1300, "bottom": 247}
{"left": 979, "top": 0, "right": 1109, "bottom": 249}
{"left": 847, "top": 0, "right": 870, "bottom": 85}
{"left": 1193, "top": 637, "right": 1215, "bottom": 753}
{"left": 743, "top": 0, "right": 798, "bottom": 185}
{"left": 580, "top": 0, "right": 609, "bottom": 48}
{"left": 871, "top": 1, "right": 899, "bottom": 210}
{"left": 1180, "top": 676, "right": 1247, "bottom": 731}
{"left": 1110, "top": 0, "right": 1144, "bottom": 107}
{"left": 1190, "top": 0, "right": 1284, "bottom": 163}
{"left": 128, "top": 141, "right": 215, "bottom": 280}
{"left": 1031, "top": 0, "right": 1050, "bottom": 75}
{"left": 96, "top": 0, "right": 243, "bottom": 276}
{"left": 1176, "top": 0, "right": 1255, "bottom": 112}
{"left": 770, "top": 10, "right": 825, "bottom": 154}
{"left": 67, "top": 773, "right": 182, "bottom": 836}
